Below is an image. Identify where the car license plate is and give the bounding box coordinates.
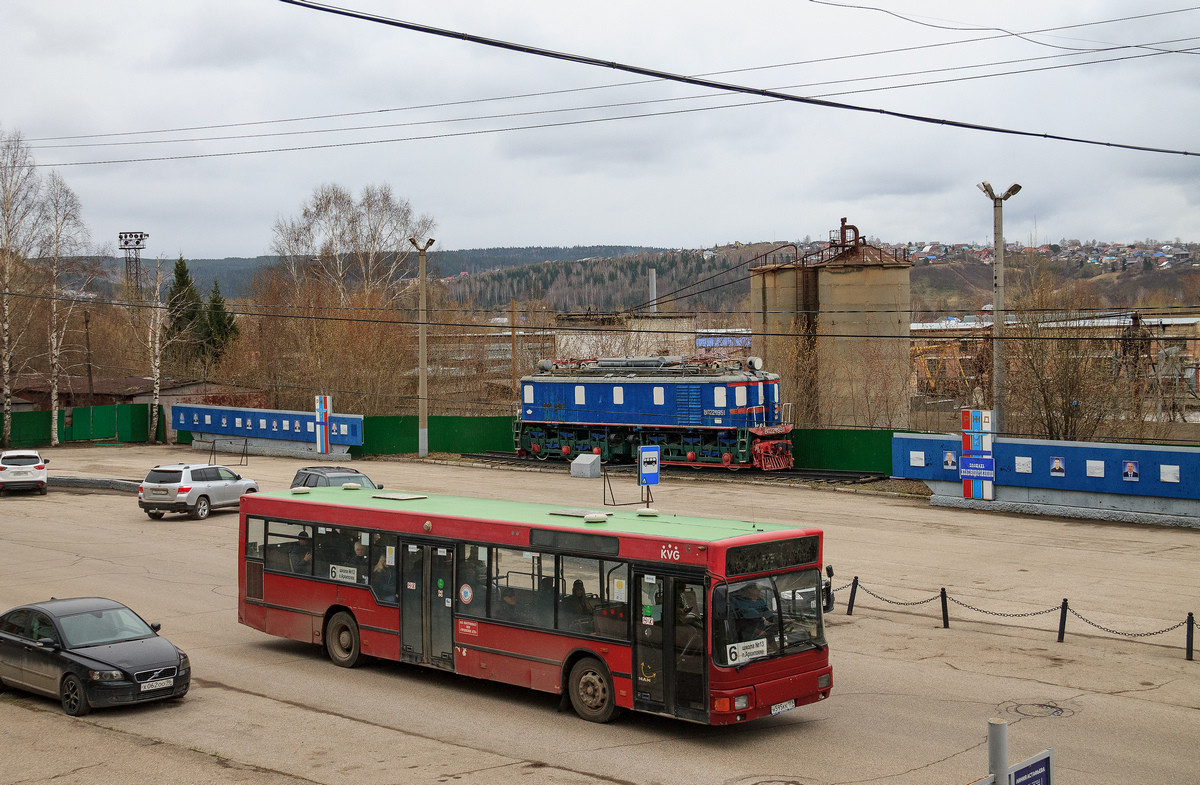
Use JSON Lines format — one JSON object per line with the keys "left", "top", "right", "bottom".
{"left": 140, "top": 677, "right": 173, "bottom": 692}
{"left": 151, "top": 489, "right": 167, "bottom": 496}
{"left": 771, "top": 699, "right": 796, "bottom": 715}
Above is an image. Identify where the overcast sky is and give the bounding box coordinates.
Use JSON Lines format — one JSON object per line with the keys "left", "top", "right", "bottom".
{"left": 5, "top": 1, "right": 1199, "bottom": 258}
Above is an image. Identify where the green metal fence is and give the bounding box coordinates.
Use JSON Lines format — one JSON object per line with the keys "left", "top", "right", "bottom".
{"left": 791, "top": 428, "right": 895, "bottom": 474}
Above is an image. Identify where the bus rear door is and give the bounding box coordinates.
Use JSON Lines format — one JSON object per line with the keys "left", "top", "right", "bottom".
{"left": 400, "top": 543, "right": 456, "bottom": 671}
{"left": 632, "top": 570, "right": 708, "bottom": 722}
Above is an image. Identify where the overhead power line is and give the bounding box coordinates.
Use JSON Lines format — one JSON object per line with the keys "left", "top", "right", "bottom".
{"left": 277, "top": 0, "right": 1199, "bottom": 157}
{"left": 29, "top": 6, "right": 1200, "bottom": 144}
{"left": 32, "top": 37, "right": 1200, "bottom": 152}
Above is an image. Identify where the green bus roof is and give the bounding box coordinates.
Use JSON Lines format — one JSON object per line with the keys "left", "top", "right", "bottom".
{"left": 254, "top": 487, "right": 811, "bottom": 544}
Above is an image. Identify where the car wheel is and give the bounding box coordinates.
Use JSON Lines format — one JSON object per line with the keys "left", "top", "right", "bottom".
{"left": 39, "top": 485, "right": 48, "bottom": 496}
{"left": 190, "top": 496, "right": 211, "bottom": 520}
{"left": 146, "top": 511, "right": 165, "bottom": 520}
{"left": 60, "top": 674, "right": 91, "bottom": 716}
{"left": 568, "top": 658, "right": 621, "bottom": 723}
{"left": 325, "top": 611, "right": 362, "bottom": 668}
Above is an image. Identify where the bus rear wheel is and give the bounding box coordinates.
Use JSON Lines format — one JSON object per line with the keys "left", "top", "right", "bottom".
{"left": 568, "top": 658, "right": 620, "bottom": 723}
{"left": 325, "top": 611, "right": 362, "bottom": 668}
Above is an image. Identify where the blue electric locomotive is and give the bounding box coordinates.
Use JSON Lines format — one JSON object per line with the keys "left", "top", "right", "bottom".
{"left": 514, "top": 356, "right": 794, "bottom": 470}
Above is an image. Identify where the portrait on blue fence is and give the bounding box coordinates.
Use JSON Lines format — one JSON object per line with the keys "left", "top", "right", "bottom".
{"left": 1122, "top": 460, "right": 1140, "bottom": 481}
{"left": 1050, "top": 457, "right": 1065, "bottom": 477}
{"left": 942, "top": 450, "right": 957, "bottom": 470}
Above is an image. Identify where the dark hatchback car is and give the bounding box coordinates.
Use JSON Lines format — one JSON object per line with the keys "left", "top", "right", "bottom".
{"left": 0, "top": 598, "right": 190, "bottom": 716}
{"left": 290, "top": 465, "right": 381, "bottom": 489}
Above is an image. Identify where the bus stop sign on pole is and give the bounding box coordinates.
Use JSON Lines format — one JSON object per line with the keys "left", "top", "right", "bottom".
{"left": 639, "top": 446, "right": 660, "bottom": 486}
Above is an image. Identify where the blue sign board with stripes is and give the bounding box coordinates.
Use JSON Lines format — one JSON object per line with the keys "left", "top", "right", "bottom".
{"left": 172, "top": 403, "right": 363, "bottom": 446}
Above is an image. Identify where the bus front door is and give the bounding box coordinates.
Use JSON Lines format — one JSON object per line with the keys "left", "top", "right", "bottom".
{"left": 632, "top": 572, "right": 708, "bottom": 722}
{"left": 400, "top": 543, "right": 456, "bottom": 671}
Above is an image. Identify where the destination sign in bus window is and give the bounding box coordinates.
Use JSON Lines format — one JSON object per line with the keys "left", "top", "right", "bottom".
{"left": 726, "top": 536, "right": 819, "bottom": 577}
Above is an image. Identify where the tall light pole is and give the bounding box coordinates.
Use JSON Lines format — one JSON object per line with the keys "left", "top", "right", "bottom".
{"left": 977, "top": 181, "right": 1021, "bottom": 437}
{"left": 410, "top": 236, "right": 435, "bottom": 457}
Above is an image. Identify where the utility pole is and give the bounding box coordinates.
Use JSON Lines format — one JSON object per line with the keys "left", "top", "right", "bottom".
{"left": 511, "top": 299, "right": 518, "bottom": 399}
{"left": 409, "top": 237, "right": 435, "bottom": 457}
{"left": 977, "top": 181, "right": 1021, "bottom": 437}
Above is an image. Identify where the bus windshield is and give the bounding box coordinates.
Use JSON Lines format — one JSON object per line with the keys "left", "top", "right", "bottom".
{"left": 712, "top": 568, "right": 826, "bottom": 666}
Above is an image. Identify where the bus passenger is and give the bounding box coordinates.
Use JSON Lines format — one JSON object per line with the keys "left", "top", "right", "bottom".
{"left": 290, "top": 531, "right": 313, "bottom": 573}
{"left": 372, "top": 552, "right": 396, "bottom": 601}
{"left": 561, "top": 580, "right": 595, "bottom": 631}
{"left": 352, "top": 541, "right": 369, "bottom": 581}
{"left": 494, "top": 587, "right": 525, "bottom": 623}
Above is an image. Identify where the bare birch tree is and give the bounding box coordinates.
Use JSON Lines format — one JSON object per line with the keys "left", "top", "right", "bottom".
{"left": 38, "top": 172, "right": 97, "bottom": 445}
{"left": 123, "top": 260, "right": 176, "bottom": 444}
{"left": 270, "top": 183, "right": 435, "bottom": 305}
{"left": 0, "top": 127, "right": 44, "bottom": 448}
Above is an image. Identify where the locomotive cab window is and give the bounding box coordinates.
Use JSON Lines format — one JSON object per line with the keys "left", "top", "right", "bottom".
{"left": 612, "top": 386, "right": 623, "bottom": 405}
{"left": 653, "top": 387, "right": 665, "bottom": 405}
{"left": 757, "top": 382, "right": 764, "bottom": 404}
{"left": 575, "top": 386, "right": 586, "bottom": 405}
{"left": 714, "top": 387, "right": 726, "bottom": 407}
{"left": 523, "top": 385, "right": 534, "bottom": 404}
{"left": 735, "top": 386, "right": 747, "bottom": 407}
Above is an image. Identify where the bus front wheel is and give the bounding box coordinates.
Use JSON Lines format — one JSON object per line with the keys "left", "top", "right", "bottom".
{"left": 325, "top": 611, "right": 362, "bottom": 668}
{"left": 568, "top": 658, "right": 620, "bottom": 723}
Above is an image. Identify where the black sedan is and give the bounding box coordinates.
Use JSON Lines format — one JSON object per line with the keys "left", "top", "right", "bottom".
{"left": 0, "top": 597, "right": 190, "bottom": 716}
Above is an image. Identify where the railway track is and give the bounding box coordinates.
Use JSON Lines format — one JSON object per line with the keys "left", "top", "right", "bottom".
{"left": 458, "top": 451, "right": 885, "bottom": 484}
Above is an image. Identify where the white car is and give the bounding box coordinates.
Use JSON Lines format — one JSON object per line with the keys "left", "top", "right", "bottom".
{"left": 0, "top": 450, "right": 49, "bottom": 496}
{"left": 138, "top": 463, "right": 258, "bottom": 520}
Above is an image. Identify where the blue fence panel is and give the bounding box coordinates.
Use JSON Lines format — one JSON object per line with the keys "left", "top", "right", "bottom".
{"left": 893, "top": 433, "right": 1200, "bottom": 501}
{"left": 171, "top": 404, "right": 364, "bottom": 446}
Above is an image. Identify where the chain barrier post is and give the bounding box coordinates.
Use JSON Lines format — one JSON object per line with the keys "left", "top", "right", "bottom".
{"left": 940, "top": 588, "right": 950, "bottom": 629}
{"left": 1187, "top": 612, "right": 1194, "bottom": 661}
{"left": 988, "top": 718, "right": 1009, "bottom": 783}
{"left": 847, "top": 577, "right": 859, "bottom": 616}
{"left": 1057, "top": 598, "right": 1069, "bottom": 643}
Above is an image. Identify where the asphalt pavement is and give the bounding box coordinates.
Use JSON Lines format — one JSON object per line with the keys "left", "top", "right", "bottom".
{"left": 1, "top": 443, "right": 1197, "bottom": 785}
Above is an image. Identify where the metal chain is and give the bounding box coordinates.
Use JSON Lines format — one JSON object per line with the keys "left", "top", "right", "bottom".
{"left": 832, "top": 581, "right": 854, "bottom": 593}
{"left": 856, "top": 583, "right": 940, "bottom": 606}
{"left": 947, "top": 596, "right": 1061, "bottom": 618}
{"left": 1067, "top": 608, "right": 1187, "bottom": 638}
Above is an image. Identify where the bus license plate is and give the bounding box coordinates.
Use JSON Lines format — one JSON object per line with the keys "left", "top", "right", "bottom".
{"left": 140, "top": 677, "right": 173, "bottom": 692}
{"left": 771, "top": 699, "right": 796, "bottom": 715}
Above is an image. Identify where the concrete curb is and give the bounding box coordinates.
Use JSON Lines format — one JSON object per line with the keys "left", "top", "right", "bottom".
{"left": 930, "top": 493, "right": 1200, "bottom": 529}
{"left": 49, "top": 476, "right": 140, "bottom": 493}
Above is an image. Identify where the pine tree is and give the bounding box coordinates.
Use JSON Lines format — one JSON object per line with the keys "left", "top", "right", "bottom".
{"left": 200, "top": 280, "right": 239, "bottom": 365}
{"left": 165, "top": 256, "right": 203, "bottom": 361}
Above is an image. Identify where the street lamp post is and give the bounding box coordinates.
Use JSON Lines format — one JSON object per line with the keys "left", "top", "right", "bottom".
{"left": 409, "top": 236, "right": 435, "bottom": 457}
{"left": 977, "top": 181, "right": 1021, "bottom": 437}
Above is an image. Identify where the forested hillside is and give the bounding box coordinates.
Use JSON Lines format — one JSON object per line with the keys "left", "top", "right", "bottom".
{"left": 431, "top": 245, "right": 663, "bottom": 276}
{"left": 446, "top": 247, "right": 779, "bottom": 312}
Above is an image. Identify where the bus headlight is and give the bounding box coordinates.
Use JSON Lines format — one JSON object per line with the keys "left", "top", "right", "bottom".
{"left": 818, "top": 673, "right": 831, "bottom": 689}
{"left": 734, "top": 694, "right": 751, "bottom": 710}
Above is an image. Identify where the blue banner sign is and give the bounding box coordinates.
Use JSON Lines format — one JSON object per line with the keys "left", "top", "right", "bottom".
{"left": 960, "top": 454, "right": 996, "bottom": 481}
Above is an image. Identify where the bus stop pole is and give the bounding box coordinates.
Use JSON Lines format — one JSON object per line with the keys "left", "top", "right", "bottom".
{"left": 988, "top": 718, "right": 1009, "bottom": 785}
{"left": 411, "top": 237, "right": 435, "bottom": 457}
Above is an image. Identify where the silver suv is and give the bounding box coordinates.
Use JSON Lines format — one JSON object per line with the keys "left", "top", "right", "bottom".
{"left": 138, "top": 464, "right": 258, "bottom": 520}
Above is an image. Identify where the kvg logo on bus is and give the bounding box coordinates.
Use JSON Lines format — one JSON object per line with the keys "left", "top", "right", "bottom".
{"left": 660, "top": 544, "right": 680, "bottom": 561}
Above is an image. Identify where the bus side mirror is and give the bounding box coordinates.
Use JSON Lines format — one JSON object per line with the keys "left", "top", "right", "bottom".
{"left": 826, "top": 564, "right": 834, "bottom": 579}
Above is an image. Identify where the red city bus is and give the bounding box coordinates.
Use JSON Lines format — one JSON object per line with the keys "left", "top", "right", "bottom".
{"left": 238, "top": 486, "right": 833, "bottom": 724}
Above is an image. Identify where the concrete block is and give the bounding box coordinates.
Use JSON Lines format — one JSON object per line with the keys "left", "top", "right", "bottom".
{"left": 571, "top": 453, "right": 602, "bottom": 479}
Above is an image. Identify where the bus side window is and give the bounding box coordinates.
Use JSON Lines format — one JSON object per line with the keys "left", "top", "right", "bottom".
{"left": 489, "top": 548, "right": 553, "bottom": 628}
{"left": 245, "top": 517, "right": 265, "bottom": 559}
{"left": 266, "top": 521, "right": 312, "bottom": 575}
{"left": 370, "top": 533, "right": 398, "bottom": 604}
{"left": 456, "top": 544, "right": 487, "bottom": 618}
